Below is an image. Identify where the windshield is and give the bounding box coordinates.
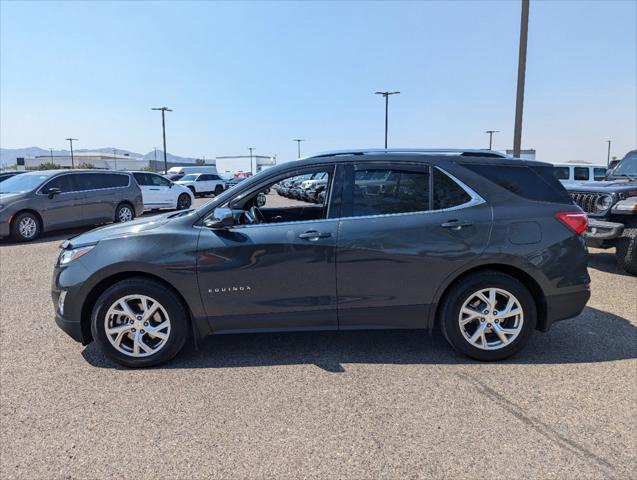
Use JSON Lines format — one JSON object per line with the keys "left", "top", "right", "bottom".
{"left": 610, "top": 152, "right": 637, "bottom": 177}
{"left": 179, "top": 174, "right": 199, "bottom": 182}
{"left": 0, "top": 173, "right": 50, "bottom": 193}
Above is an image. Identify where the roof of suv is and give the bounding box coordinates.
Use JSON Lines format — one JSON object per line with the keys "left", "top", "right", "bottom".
{"left": 305, "top": 148, "right": 509, "bottom": 159}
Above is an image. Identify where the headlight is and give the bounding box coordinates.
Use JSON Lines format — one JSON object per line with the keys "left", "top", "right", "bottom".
{"left": 595, "top": 195, "right": 613, "bottom": 212}
{"left": 59, "top": 245, "right": 95, "bottom": 265}
{"left": 611, "top": 197, "right": 637, "bottom": 214}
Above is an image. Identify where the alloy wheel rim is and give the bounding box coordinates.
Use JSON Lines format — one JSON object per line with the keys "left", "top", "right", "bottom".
{"left": 458, "top": 288, "right": 524, "bottom": 350}
{"left": 19, "top": 217, "right": 37, "bottom": 238}
{"left": 104, "top": 295, "right": 171, "bottom": 357}
{"left": 178, "top": 195, "right": 190, "bottom": 209}
{"left": 119, "top": 207, "right": 133, "bottom": 222}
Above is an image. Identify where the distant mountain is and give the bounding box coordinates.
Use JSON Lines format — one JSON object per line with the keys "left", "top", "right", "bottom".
{"left": 0, "top": 147, "right": 201, "bottom": 166}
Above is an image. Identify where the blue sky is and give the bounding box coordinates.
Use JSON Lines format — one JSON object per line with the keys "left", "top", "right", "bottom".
{"left": 1, "top": 0, "right": 635, "bottom": 164}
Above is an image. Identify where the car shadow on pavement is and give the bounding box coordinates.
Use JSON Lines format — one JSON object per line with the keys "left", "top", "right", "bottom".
{"left": 587, "top": 250, "right": 635, "bottom": 277}
{"left": 82, "top": 306, "right": 637, "bottom": 371}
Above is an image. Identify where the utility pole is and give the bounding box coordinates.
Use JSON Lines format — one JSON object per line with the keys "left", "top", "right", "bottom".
{"left": 293, "top": 139, "right": 305, "bottom": 159}
{"left": 65, "top": 138, "right": 78, "bottom": 168}
{"left": 375, "top": 91, "right": 400, "bottom": 149}
{"left": 606, "top": 140, "right": 612, "bottom": 167}
{"left": 112, "top": 149, "right": 117, "bottom": 170}
{"left": 248, "top": 147, "right": 255, "bottom": 175}
{"left": 151, "top": 107, "right": 172, "bottom": 173}
{"left": 49, "top": 148, "right": 54, "bottom": 161}
{"left": 486, "top": 130, "right": 500, "bottom": 150}
{"left": 512, "top": 0, "right": 530, "bottom": 158}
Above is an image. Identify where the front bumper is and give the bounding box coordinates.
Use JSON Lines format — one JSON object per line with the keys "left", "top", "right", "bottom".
{"left": 582, "top": 219, "right": 624, "bottom": 247}
{"left": 51, "top": 262, "right": 91, "bottom": 345}
{"left": 0, "top": 219, "right": 9, "bottom": 238}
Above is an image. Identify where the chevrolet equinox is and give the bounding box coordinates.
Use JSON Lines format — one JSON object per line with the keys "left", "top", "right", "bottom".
{"left": 52, "top": 149, "right": 591, "bottom": 367}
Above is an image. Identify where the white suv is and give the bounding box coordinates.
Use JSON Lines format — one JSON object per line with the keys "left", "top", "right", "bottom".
{"left": 175, "top": 173, "right": 226, "bottom": 197}
{"left": 131, "top": 172, "right": 194, "bottom": 210}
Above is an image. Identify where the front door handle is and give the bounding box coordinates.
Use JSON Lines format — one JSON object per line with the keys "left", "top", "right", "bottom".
{"left": 441, "top": 220, "right": 473, "bottom": 230}
{"left": 298, "top": 230, "right": 332, "bottom": 240}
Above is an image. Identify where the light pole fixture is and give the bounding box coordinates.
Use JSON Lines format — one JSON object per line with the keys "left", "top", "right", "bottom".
{"left": 374, "top": 91, "right": 400, "bottom": 149}
{"left": 606, "top": 140, "right": 612, "bottom": 167}
{"left": 65, "top": 138, "right": 78, "bottom": 168}
{"left": 248, "top": 147, "right": 255, "bottom": 175}
{"left": 151, "top": 107, "right": 172, "bottom": 173}
{"left": 512, "top": 0, "right": 530, "bottom": 158}
{"left": 293, "top": 139, "right": 305, "bottom": 159}
{"left": 486, "top": 130, "right": 500, "bottom": 150}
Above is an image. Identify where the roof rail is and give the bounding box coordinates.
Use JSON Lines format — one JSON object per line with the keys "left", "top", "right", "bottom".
{"left": 304, "top": 148, "right": 509, "bottom": 159}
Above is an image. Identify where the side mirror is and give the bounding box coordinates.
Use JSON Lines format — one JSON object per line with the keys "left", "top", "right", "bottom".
{"left": 204, "top": 207, "right": 235, "bottom": 229}
{"left": 168, "top": 182, "right": 173, "bottom": 188}
{"left": 47, "top": 187, "right": 61, "bottom": 199}
{"left": 256, "top": 192, "right": 266, "bottom": 208}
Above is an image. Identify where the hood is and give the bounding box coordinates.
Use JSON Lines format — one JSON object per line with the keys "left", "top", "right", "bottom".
{"left": 0, "top": 192, "right": 26, "bottom": 203}
{"left": 62, "top": 210, "right": 198, "bottom": 248}
{"left": 566, "top": 179, "right": 637, "bottom": 194}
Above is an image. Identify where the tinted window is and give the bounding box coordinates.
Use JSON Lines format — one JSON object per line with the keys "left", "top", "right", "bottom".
{"left": 594, "top": 168, "right": 606, "bottom": 181}
{"left": 103, "top": 174, "right": 129, "bottom": 188}
{"left": 74, "top": 173, "right": 109, "bottom": 191}
{"left": 433, "top": 168, "right": 471, "bottom": 209}
{"left": 574, "top": 167, "right": 590, "bottom": 181}
{"left": 553, "top": 167, "right": 570, "bottom": 180}
{"left": 147, "top": 174, "right": 170, "bottom": 186}
{"left": 209, "top": 174, "right": 220, "bottom": 180}
{"left": 197, "top": 175, "right": 210, "bottom": 181}
{"left": 41, "top": 174, "right": 75, "bottom": 193}
{"left": 353, "top": 169, "right": 430, "bottom": 217}
{"left": 133, "top": 172, "right": 150, "bottom": 185}
{"left": 462, "top": 164, "right": 572, "bottom": 204}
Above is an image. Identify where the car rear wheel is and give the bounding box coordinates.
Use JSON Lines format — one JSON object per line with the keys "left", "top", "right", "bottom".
{"left": 214, "top": 185, "right": 224, "bottom": 196}
{"left": 115, "top": 203, "right": 135, "bottom": 223}
{"left": 10, "top": 212, "right": 41, "bottom": 242}
{"left": 91, "top": 278, "right": 189, "bottom": 368}
{"left": 177, "top": 193, "right": 191, "bottom": 210}
{"left": 616, "top": 227, "right": 637, "bottom": 275}
{"left": 439, "top": 271, "right": 536, "bottom": 361}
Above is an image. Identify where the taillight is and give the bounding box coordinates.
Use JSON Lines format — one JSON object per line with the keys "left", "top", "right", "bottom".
{"left": 555, "top": 211, "right": 588, "bottom": 235}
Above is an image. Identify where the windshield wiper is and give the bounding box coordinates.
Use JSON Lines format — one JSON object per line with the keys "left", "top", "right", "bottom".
{"left": 613, "top": 173, "right": 637, "bottom": 181}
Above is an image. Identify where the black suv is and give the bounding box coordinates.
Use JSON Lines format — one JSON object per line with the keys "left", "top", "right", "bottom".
{"left": 564, "top": 150, "right": 637, "bottom": 275}
{"left": 52, "top": 149, "right": 590, "bottom": 367}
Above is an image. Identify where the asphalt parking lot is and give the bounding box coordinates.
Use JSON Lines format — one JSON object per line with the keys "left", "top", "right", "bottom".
{"left": 1, "top": 198, "right": 636, "bottom": 479}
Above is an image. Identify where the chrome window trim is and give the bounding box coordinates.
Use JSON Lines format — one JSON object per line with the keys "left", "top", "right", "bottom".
{"left": 198, "top": 165, "right": 484, "bottom": 230}
{"left": 36, "top": 172, "right": 131, "bottom": 196}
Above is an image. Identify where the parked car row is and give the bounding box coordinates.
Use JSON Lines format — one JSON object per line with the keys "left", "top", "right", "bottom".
{"left": 274, "top": 172, "right": 329, "bottom": 203}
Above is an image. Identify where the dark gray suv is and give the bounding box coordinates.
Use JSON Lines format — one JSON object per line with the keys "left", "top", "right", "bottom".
{"left": 0, "top": 170, "right": 143, "bottom": 241}
{"left": 52, "top": 149, "right": 591, "bottom": 367}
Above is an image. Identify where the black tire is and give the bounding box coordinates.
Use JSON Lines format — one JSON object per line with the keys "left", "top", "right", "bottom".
{"left": 114, "top": 203, "right": 135, "bottom": 223}
{"left": 90, "top": 277, "right": 189, "bottom": 368}
{"left": 176, "top": 193, "right": 192, "bottom": 210}
{"left": 10, "top": 211, "right": 41, "bottom": 242}
{"left": 214, "top": 185, "right": 224, "bottom": 196}
{"left": 616, "top": 227, "right": 637, "bottom": 276}
{"left": 439, "top": 271, "right": 536, "bottom": 361}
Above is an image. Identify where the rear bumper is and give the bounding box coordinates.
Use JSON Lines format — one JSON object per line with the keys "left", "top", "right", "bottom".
{"left": 541, "top": 285, "right": 591, "bottom": 332}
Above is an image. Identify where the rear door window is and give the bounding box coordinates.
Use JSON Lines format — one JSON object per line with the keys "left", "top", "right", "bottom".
{"left": 433, "top": 168, "right": 472, "bottom": 209}
{"left": 103, "top": 174, "right": 129, "bottom": 188}
{"left": 74, "top": 173, "right": 109, "bottom": 191}
{"left": 574, "top": 167, "right": 590, "bottom": 181}
{"left": 351, "top": 168, "right": 430, "bottom": 217}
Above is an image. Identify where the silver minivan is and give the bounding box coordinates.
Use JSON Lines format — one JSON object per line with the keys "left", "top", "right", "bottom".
{"left": 0, "top": 170, "right": 143, "bottom": 242}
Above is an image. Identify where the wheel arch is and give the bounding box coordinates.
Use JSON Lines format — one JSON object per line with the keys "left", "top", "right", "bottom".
{"left": 432, "top": 263, "right": 548, "bottom": 332}
{"left": 79, "top": 271, "right": 194, "bottom": 344}
{"left": 10, "top": 209, "right": 45, "bottom": 231}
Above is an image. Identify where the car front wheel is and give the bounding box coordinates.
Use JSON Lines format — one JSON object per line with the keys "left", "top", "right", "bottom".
{"left": 439, "top": 271, "right": 536, "bottom": 361}
{"left": 91, "top": 278, "right": 189, "bottom": 367}
{"left": 177, "top": 193, "right": 192, "bottom": 210}
{"left": 11, "top": 212, "right": 41, "bottom": 242}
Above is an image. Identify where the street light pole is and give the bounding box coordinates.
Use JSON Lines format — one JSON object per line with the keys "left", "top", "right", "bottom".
{"left": 374, "top": 91, "right": 400, "bottom": 149}
{"left": 65, "top": 138, "right": 78, "bottom": 168}
{"left": 486, "top": 130, "right": 500, "bottom": 150}
{"left": 152, "top": 107, "right": 172, "bottom": 173}
{"left": 49, "top": 148, "right": 54, "bottom": 161}
{"left": 293, "top": 139, "right": 305, "bottom": 159}
{"left": 513, "top": 0, "right": 530, "bottom": 158}
{"left": 606, "top": 140, "right": 612, "bottom": 167}
{"left": 248, "top": 147, "right": 255, "bottom": 175}
{"left": 112, "top": 149, "right": 117, "bottom": 170}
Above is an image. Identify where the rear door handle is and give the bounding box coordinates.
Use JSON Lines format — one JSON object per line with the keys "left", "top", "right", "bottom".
{"left": 298, "top": 230, "right": 332, "bottom": 240}
{"left": 441, "top": 220, "right": 473, "bottom": 230}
